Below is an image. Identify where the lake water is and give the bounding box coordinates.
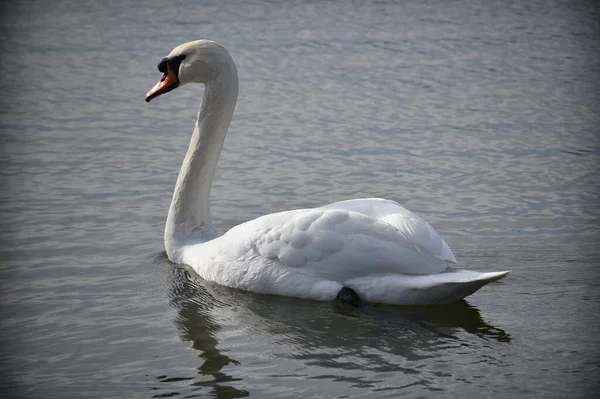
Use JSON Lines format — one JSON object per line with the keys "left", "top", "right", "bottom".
{"left": 1, "top": 0, "right": 599, "bottom": 397}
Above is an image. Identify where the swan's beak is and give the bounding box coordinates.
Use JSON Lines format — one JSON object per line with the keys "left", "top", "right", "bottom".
{"left": 145, "top": 64, "right": 179, "bottom": 102}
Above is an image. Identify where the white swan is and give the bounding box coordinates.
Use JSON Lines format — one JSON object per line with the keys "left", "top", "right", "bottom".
{"left": 145, "top": 40, "right": 510, "bottom": 305}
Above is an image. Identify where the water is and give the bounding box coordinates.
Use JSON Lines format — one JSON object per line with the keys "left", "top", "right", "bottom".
{"left": 1, "top": 0, "right": 599, "bottom": 397}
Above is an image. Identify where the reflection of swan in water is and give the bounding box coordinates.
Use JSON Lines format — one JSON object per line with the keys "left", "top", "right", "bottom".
{"left": 166, "top": 258, "right": 250, "bottom": 398}
{"left": 152, "top": 254, "right": 511, "bottom": 396}
{"left": 363, "top": 301, "right": 511, "bottom": 344}
{"left": 397, "top": 301, "right": 511, "bottom": 343}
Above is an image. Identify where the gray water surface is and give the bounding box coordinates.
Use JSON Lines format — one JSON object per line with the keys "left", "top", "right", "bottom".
{"left": 1, "top": 0, "right": 599, "bottom": 398}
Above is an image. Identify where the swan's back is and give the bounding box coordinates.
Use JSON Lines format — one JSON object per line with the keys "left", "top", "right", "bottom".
{"left": 321, "top": 198, "right": 457, "bottom": 264}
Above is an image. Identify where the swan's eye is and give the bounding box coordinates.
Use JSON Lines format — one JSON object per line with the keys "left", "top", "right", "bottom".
{"left": 170, "top": 54, "right": 187, "bottom": 72}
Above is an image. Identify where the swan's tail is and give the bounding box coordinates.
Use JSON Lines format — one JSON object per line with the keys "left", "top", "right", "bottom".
{"left": 346, "top": 269, "right": 511, "bottom": 305}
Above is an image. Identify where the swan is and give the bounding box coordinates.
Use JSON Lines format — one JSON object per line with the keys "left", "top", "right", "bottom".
{"left": 145, "top": 40, "right": 510, "bottom": 306}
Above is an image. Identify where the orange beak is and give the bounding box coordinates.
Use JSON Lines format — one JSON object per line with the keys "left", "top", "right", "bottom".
{"left": 145, "top": 64, "right": 179, "bottom": 102}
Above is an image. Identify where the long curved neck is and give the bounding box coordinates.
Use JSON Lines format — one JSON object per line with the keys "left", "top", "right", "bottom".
{"left": 165, "top": 71, "right": 238, "bottom": 257}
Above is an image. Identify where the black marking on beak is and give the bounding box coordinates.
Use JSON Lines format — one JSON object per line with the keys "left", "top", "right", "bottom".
{"left": 157, "top": 54, "right": 186, "bottom": 76}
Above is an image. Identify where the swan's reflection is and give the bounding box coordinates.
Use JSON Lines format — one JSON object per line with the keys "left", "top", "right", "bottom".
{"left": 166, "top": 257, "right": 249, "bottom": 398}
{"left": 160, "top": 255, "right": 511, "bottom": 397}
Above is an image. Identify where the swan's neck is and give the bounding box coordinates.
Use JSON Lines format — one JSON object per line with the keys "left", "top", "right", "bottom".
{"left": 165, "top": 72, "right": 238, "bottom": 257}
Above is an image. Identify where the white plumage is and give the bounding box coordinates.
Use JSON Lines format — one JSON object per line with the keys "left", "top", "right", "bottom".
{"left": 145, "top": 40, "right": 510, "bottom": 305}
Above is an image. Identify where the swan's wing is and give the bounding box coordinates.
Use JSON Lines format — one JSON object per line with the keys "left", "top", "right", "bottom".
{"left": 223, "top": 203, "right": 454, "bottom": 279}
{"left": 320, "top": 198, "right": 457, "bottom": 264}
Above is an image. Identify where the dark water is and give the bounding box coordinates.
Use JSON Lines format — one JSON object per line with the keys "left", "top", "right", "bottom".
{"left": 1, "top": 0, "right": 599, "bottom": 397}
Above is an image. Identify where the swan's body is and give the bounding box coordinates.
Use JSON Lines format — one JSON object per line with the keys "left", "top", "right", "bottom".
{"left": 146, "top": 40, "right": 510, "bottom": 305}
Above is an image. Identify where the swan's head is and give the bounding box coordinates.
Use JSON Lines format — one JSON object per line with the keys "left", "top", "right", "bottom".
{"left": 145, "top": 40, "right": 236, "bottom": 102}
